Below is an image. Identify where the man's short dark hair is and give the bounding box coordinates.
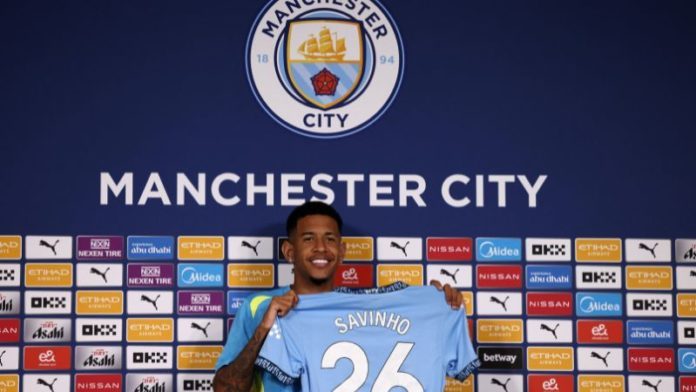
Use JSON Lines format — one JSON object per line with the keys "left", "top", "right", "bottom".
{"left": 286, "top": 201, "right": 343, "bottom": 236}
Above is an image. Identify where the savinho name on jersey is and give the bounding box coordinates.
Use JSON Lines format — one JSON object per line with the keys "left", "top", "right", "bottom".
{"left": 334, "top": 310, "right": 411, "bottom": 335}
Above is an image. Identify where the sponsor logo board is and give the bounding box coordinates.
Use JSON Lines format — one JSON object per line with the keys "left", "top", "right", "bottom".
{"left": 24, "top": 318, "right": 71, "bottom": 343}
{"left": 0, "top": 264, "right": 20, "bottom": 287}
{"left": 0, "top": 236, "right": 21, "bottom": 260}
{"left": 527, "top": 292, "right": 573, "bottom": 316}
{"left": 177, "top": 346, "right": 222, "bottom": 370}
{"left": 377, "top": 264, "right": 423, "bottom": 286}
{"left": 625, "top": 239, "right": 671, "bottom": 262}
{"left": 25, "top": 291, "right": 71, "bottom": 315}
{"left": 627, "top": 320, "right": 673, "bottom": 345}
{"left": 23, "top": 374, "right": 70, "bottom": 392}
{"left": 577, "top": 320, "right": 623, "bottom": 345}
{"left": 527, "top": 347, "right": 574, "bottom": 371}
{"left": 179, "top": 291, "right": 225, "bottom": 315}
{"left": 476, "top": 238, "right": 522, "bottom": 262}
{"left": 74, "top": 374, "right": 122, "bottom": 392}
{"left": 74, "top": 346, "right": 122, "bottom": 370}
{"left": 575, "top": 238, "right": 622, "bottom": 262}
{"left": 76, "top": 291, "right": 123, "bottom": 315}
{"left": 126, "top": 346, "right": 173, "bottom": 369}
{"left": 127, "top": 263, "right": 175, "bottom": 288}
{"left": 477, "top": 319, "right": 524, "bottom": 344}
{"left": 228, "top": 263, "right": 274, "bottom": 288}
{"left": 76, "top": 263, "right": 123, "bottom": 287}
{"left": 625, "top": 266, "right": 673, "bottom": 290}
{"left": 525, "top": 265, "right": 572, "bottom": 289}
{"left": 75, "top": 318, "right": 122, "bottom": 342}
{"left": 177, "top": 373, "right": 214, "bottom": 392}
{"left": 127, "top": 290, "right": 174, "bottom": 314}
{"left": 25, "top": 236, "right": 72, "bottom": 259}
{"left": 178, "top": 263, "right": 224, "bottom": 288}
{"left": 577, "top": 347, "right": 624, "bottom": 371}
{"left": 76, "top": 236, "right": 124, "bottom": 260}
{"left": 334, "top": 264, "right": 373, "bottom": 288}
{"left": 575, "top": 266, "right": 622, "bottom": 289}
{"left": 178, "top": 236, "right": 224, "bottom": 261}
{"left": 24, "top": 346, "right": 71, "bottom": 370}
{"left": 476, "top": 292, "right": 522, "bottom": 315}
{"left": 627, "top": 348, "right": 674, "bottom": 372}
{"left": 24, "top": 263, "right": 72, "bottom": 287}
{"left": 577, "top": 375, "right": 624, "bottom": 392}
{"left": 476, "top": 265, "right": 521, "bottom": 289}
{"left": 426, "top": 237, "right": 472, "bottom": 261}
{"left": 526, "top": 319, "right": 573, "bottom": 343}
{"left": 126, "top": 318, "right": 174, "bottom": 342}
{"left": 376, "top": 237, "right": 422, "bottom": 261}
{"left": 127, "top": 236, "right": 174, "bottom": 260}
{"left": 227, "top": 236, "right": 273, "bottom": 260}
{"left": 428, "top": 264, "right": 472, "bottom": 288}
{"left": 125, "top": 374, "right": 173, "bottom": 392}
{"left": 177, "top": 318, "right": 224, "bottom": 342}
{"left": 525, "top": 238, "right": 571, "bottom": 262}
{"left": 627, "top": 293, "right": 672, "bottom": 317}
{"left": 342, "top": 237, "right": 374, "bottom": 261}
{"left": 576, "top": 293, "right": 622, "bottom": 317}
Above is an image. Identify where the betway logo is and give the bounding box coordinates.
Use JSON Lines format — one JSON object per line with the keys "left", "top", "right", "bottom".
{"left": 483, "top": 353, "right": 518, "bottom": 363}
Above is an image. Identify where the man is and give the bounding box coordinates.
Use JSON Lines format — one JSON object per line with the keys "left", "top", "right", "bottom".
{"left": 213, "top": 201, "right": 463, "bottom": 392}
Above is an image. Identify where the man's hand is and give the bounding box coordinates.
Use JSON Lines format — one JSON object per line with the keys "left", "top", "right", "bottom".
{"left": 430, "top": 279, "right": 463, "bottom": 310}
{"left": 261, "top": 290, "right": 299, "bottom": 330}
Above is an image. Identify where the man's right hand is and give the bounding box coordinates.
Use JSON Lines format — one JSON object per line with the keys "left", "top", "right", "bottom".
{"left": 260, "top": 290, "right": 299, "bottom": 330}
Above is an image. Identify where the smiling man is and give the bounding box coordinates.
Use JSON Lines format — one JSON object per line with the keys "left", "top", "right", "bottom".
{"left": 213, "top": 201, "right": 464, "bottom": 392}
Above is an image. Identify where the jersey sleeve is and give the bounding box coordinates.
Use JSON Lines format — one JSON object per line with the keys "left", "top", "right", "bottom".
{"left": 255, "top": 316, "right": 304, "bottom": 385}
{"left": 443, "top": 309, "right": 480, "bottom": 381}
{"left": 215, "top": 295, "right": 255, "bottom": 371}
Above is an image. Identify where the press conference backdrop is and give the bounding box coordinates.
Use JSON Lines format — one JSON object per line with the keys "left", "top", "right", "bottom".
{"left": 1, "top": 0, "right": 695, "bottom": 391}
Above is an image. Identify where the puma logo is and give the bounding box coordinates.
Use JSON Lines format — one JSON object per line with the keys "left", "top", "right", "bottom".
{"left": 140, "top": 294, "right": 161, "bottom": 310}
{"left": 39, "top": 239, "right": 59, "bottom": 256}
{"left": 390, "top": 241, "right": 409, "bottom": 257}
{"left": 242, "top": 240, "right": 261, "bottom": 256}
{"left": 440, "top": 268, "right": 459, "bottom": 284}
{"left": 690, "top": 270, "right": 696, "bottom": 277}
{"left": 490, "top": 295, "right": 510, "bottom": 311}
{"left": 89, "top": 267, "right": 110, "bottom": 283}
{"left": 191, "top": 322, "right": 211, "bottom": 337}
{"left": 639, "top": 242, "right": 658, "bottom": 258}
{"left": 0, "top": 350, "right": 5, "bottom": 367}
{"left": 491, "top": 377, "right": 511, "bottom": 392}
{"left": 642, "top": 379, "right": 661, "bottom": 392}
{"left": 38, "top": 378, "right": 58, "bottom": 392}
{"left": 540, "top": 323, "right": 560, "bottom": 339}
{"left": 591, "top": 351, "right": 610, "bottom": 367}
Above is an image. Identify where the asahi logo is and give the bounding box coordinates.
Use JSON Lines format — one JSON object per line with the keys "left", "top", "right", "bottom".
{"left": 27, "top": 320, "right": 68, "bottom": 342}
{"left": 0, "top": 292, "right": 19, "bottom": 314}
{"left": 75, "top": 346, "right": 121, "bottom": 370}
{"left": 126, "top": 374, "right": 172, "bottom": 392}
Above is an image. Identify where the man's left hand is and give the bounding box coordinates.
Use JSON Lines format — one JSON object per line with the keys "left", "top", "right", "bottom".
{"left": 430, "top": 279, "right": 463, "bottom": 310}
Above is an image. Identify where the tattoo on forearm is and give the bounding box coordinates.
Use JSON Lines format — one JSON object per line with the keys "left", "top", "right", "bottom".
{"left": 213, "top": 327, "right": 269, "bottom": 392}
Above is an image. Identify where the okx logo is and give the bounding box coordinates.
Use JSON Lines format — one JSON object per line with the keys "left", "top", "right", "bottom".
{"left": 247, "top": 0, "right": 404, "bottom": 138}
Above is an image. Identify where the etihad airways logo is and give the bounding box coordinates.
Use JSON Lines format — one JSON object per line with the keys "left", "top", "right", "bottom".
{"left": 0, "top": 236, "right": 21, "bottom": 260}
{"left": 76, "top": 291, "right": 123, "bottom": 315}
{"left": 228, "top": 264, "right": 274, "bottom": 288}
{"left": 626, "top": 266, "right": 673, "bottom": 290}
{"left": 178, "top": 236, "right": 224, "bottom": 261}
{"left": 527, "top": 347, "right": 574, "bottom": 371}
{"left": 575, "top": 238, "right": 622, "bottom": 262}
{"left": 477, "top": 319, "right": 523, "bottom": 344}
{"left": 177, "top": 346, "right": 222, "bottom": 370}
{"left": 577, "top": 375, "right": 624, "bottom": 392}
{"left": 0, "top": 375, "right": 18, "bottom": 392}
{"left": 127, "top": 318, "right": 174, "bottom": 342}
{"left": 377, "top": 264, "right": 423, "bottom": 286}
{"left": 24, "top": 263, "right": 73, "bottom": 287}
{"left": 342, "top": 237, "right": 374, "bottom": 261}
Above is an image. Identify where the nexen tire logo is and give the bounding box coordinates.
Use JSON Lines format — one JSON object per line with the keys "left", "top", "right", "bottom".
{"left": 246, "top": 0, "right": 404, "bottom": 138}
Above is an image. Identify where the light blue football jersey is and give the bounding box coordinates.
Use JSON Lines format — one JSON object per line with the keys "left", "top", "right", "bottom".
{"left": 256, "top": 283, "right": 479, "bottom": 391}
{"left": 216, "top": 286, "right": 300, "bottom": 392}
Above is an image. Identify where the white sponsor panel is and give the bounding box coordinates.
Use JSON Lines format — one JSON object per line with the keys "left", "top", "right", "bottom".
{"left": 577, "top": 347, "right": 624, "bottom": 371}
{"left": 677, "top": 266, "right": 696, "bottom": 290}
{"left": 24, "top": 374, "right": 70, "bottom": 392}
{"left": 679, "top": 321, "right": 696, "bottom": 345}
{"left": 126, "top": 345, "right": 173, "bottom": 369}
{"left": 24, "top": 291, "right": 72, "bottom": 315}
{"left": 0, "top": 347, "right": 19, "bottom": 370}
{"left": 127, "top": 291, "right": 174, "bottom": 315}
{"left": 477, "top": 374, "right": 523, "bottom": 392}
{"left": 376, "top": 237, "right": 422, "bottom": 261}
{"left": 76, "top": 263, "right": 123, "bottom": 287}
{"left": 0, "top": 291, "right": 20, "bottom": 314}
{"left": 227, "top": 236, "right": 273, "bottom": 260}
{"left": 178, "top": 373, "right": 214, "bottom": 392}
{"left": 525, "top": 238, "right": 571, "bottom": 261}
{"left": 426, "top": 265, "right": 472, "bottom": 288}
{"left": 625, "top": 239, "right": 671, "bottom": 262}
{"left": 25, "top": 236, "right": 73, "bottom": 259}
{"left": 626, "top": 293, "right": 673, "bottom": 317}
{"left": 75, "top": 318, "right": 123, "bottom": 342}
{"left": 526, "top": 320, "right": 573, "bottom": 343}
{"left": 277, "top": 264, "right": 294, "bottom": 287}
{"left": 24, "top": 318, "right": 72, "bottom": 343}
{"left": 126, "top": 373, "right": 173, "bottom": 392}
{"left": 575, "top": 266, "right": 622, "bottom": 289}
{"left": 177, "top": 318, "right": 224, "bottom": 342}
{"left": 677, "top": 239, "right": 696, "bottom": 262}
{"left": 74, "top": 346, "right": 122, "bottom": 370}
{"left": 628, "top": 376, "right": 674, "bottom": 392}
{"left": 0, "top": 264, "right": 20, "bottom": 287}
{"left": 476, "top": 292, "right": 523, "bottom": 316}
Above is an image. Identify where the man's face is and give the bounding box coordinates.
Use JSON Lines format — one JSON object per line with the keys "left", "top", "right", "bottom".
{"left": 284, "top": 214, "right": 344, "bottom": 288}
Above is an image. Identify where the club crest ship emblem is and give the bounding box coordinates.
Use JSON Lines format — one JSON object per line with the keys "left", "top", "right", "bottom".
{"left": 247, "top": 0, "right": 404, "bottom": 138}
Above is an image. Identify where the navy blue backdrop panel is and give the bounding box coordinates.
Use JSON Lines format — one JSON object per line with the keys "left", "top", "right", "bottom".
{"left": 1, "top": 0, "right": 696, "bottom": 391}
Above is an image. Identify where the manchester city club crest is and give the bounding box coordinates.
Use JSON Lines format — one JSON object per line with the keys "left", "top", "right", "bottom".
{"left": 247, "top": 0, "right": 404, "bottom": 138}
